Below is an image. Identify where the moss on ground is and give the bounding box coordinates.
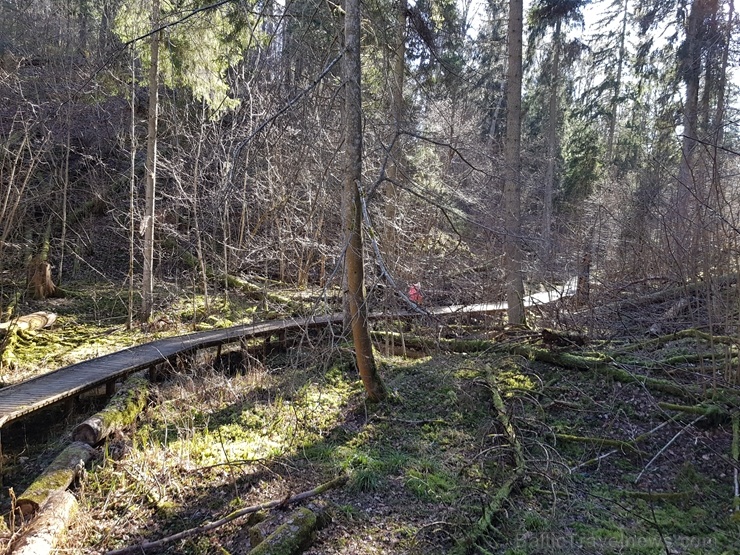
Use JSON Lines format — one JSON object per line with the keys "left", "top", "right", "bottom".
{"left": 1, "top": 285, "right": 738, "bottom": 554}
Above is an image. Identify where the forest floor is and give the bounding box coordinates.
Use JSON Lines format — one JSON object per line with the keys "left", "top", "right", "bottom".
{"left": 1, "top": 281, "right": 739, "bottom": 555}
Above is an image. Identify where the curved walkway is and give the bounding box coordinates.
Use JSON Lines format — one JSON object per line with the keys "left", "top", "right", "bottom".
{"left": 0, "top": 278, "right": 577, "bottom": 429}
{"left": 0, "top": 314, "right": 340, "bottom": 428}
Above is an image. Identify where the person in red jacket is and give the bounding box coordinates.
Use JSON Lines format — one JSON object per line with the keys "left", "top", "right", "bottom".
{"left": 408, "top": 282, "right": 423, "bottom": 304}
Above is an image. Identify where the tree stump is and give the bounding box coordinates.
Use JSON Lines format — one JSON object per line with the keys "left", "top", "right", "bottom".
{"left": 26, "top": 257, "right": 57, "bottom": 300}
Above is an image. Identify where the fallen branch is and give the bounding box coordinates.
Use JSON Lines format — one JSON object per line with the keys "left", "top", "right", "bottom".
{"left": 555, "top": 433, "right": 643, "bottom": 455}
{"left": 634, "top": 416, "right": 703, "bottom": 484}
{"left": 10, "top": 490, "right": 78, "bottom": 555}
{"left": 658, "top": 402, "right": 730, "bottom": 424}
{"left": 611, "top": 328, "right": 740, "bottom": 354}
{"left": 103, "top": 475, "right": 347, "bottom": 555}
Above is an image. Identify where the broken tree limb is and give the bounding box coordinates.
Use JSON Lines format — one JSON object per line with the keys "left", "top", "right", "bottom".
{"left": 10, "top": 490, "right": 77, "bottom": 555}
{"left": 658, "top": 402, "right": 730, "bottom": 424}
{"left": 72, "top": 375, "right": 149, "bottom": 445}
{"left": 247, "top": 507, "right": 317, "bottom": 555}
{"left": 103, "top": 475, "right": 347, "bottom": 555}
{"left": 16, "top": 442, "right": 93, "bottom": 516}
{"left": 555, "top": 433, "right": 644, "bottom": 455}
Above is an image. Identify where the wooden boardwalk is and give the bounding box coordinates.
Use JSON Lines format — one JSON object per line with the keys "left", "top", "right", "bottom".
{"left": 0, "top": 278, "right": 576, "bottom": 429}
{"left": 0, "top": 314, "right": 341, "bottom": 429}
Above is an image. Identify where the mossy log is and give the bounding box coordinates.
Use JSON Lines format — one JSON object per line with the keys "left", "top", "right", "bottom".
{"left": 369, "top": 331, "right": 493, "bottom": 354}
{"left": 0, "top": 312, "right": 57, "bottom": 369}
{"left": 16, "top": 442, "right": 93, "bottom": 516}
{"left": 611, "top": 328, "right": 740, "bottom": 355}
{"left": 620, "top": 490, "right": 693, "bottom": 502}
{"left": 658, "top": 402, "right": 730, "bottom": 423}
{"left": 247, "top": 507, "right": 317, "bottom": 555}
{"left": 72, "top": 375, "right": 149, "bottom": 445}
{"left": 555, "top": 433, "right": 643, "bottom": 455}
{"left": 177, "top": 245, "right": 297, "bottom": 308}
{"left": 10, "top": 490, "right": 78, "bottom": 555}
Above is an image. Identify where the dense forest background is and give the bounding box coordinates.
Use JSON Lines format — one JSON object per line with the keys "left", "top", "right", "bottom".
{"left": 0, "top": 0, "right": 738, "bottom": 321}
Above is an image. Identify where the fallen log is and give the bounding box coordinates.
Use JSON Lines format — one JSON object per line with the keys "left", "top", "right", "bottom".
{"left": 248, "top": 507, "right": 317, "bottom": 554}
{"left": 10, "top": 490, "right": 77, "bottom": 555}
{"left": 0, "top": 312, "right": 57, "bottom": 369}
{"left": 72, "top": 375, "right": 149, "bottom": 446}
{"left": 0, "top": 312, "right": 57, "bottom": 332}
{"left": 16, "top": 442, "right": 93, "bottom": 516}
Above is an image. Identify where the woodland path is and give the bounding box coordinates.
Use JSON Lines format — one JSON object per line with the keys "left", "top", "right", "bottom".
{"left": 0, "top": 278, "right": 577, "bottom": 430}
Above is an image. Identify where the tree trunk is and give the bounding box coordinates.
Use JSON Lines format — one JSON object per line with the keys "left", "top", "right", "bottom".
{"left": 10, "top": 490, "right": 78, "bottom": 555}
{"left": 343, "top": 0, "right": 387, "bottom": 402}
{"left": 72, "top": 375, "right": 149, "bottom": 445}
{"left": 382, "top": 0, "right": 407, "bottom": 270}
{"left": 542, "top": 17, "right": 561, "bottom": 273}
{"left": 16, "top": 442, "right": 93, "bottom": 516}
{"left": 141, "top": 0, "right": 160, "bottom": 321}
{"left": 605, "top": 0, "right": 629, "bottom": 165}
{"left": 503, "top": 0, "right": 526, "bottom": 326}
{"left": 674, "top": 0, "right": 702, "bottom": 276}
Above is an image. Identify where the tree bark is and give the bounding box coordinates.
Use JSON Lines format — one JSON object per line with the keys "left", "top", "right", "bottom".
{"left": 10, "top": 490, "right": 78, "bottom": 555}
{"left": 16, "top": 442, "right": 93, "bottom": 516}
{"left": 141, "top": 0, "right": 160, "bottom": 321}
{"left": 605, "top": 0, "right": 629, "bottom": 165}
{"left": 342, "top": 0, "right": 387, "bottom": 401}
{"left": 542, "top": 17, "right": 561, "bottom": 272}
{"left": 72, "top": 375, "right": 149, "bottom": 445}
{"left": 503, "top": 0, "right": 526, "bottom": 326}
